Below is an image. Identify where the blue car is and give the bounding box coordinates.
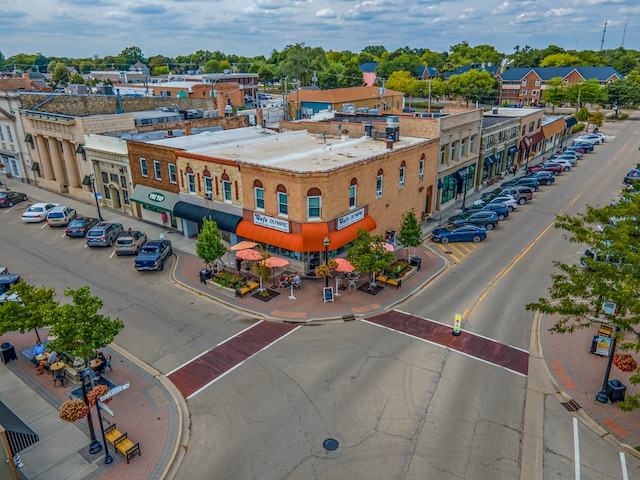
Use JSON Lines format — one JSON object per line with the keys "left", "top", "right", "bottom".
{"left": 431, "top": 224, "right": 487, "bottom": 244}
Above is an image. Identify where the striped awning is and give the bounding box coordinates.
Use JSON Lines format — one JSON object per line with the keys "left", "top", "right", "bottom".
{"left": 0, "top": 400, "right": 39, "bottom": 455}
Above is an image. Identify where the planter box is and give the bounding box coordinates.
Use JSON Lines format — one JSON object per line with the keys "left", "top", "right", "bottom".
{"left": 205, "top": 279, "right": 237, "bottom": 298}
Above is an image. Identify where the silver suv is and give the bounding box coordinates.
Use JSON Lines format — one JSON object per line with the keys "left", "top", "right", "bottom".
{"left": 86, "top": 222, "right": 124, "bottom": 247}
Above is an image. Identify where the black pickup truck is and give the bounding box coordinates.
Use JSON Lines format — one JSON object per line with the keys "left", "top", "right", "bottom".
{"left": 134, "top": 240, "right": 173, "bottom": 271}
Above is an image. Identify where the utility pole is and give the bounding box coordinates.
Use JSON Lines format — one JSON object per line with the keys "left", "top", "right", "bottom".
{"left": 600, "top": 20, "right": 607, "bottom": 51}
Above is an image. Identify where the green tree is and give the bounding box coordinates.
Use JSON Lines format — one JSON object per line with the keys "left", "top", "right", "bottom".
{"left": 47, "top": 286, "right": 124, "bottom": 362}
{"left": 541, "top": 77, "right": 566, "bottom": 113}
{"left": 118, "top": 46, "right": 144, "bottom": 67}
{"left": 376, "top": 53, "right": 422, "bottom": 81}
{"left": 195, "top": 217, "right": 226, "bottom": 270}
{"left": 525, "top": 190, "right": 640, "bottom": 410}
{"left": 47, "top": 60, "right": 58, "bottom": 73}
{"left": 152, "top": 65, "right": 170, "bottom": 76}
{"left": 0, "top": 282, "right": 58, "bottom": 342}
{"left": 52, "top": 62, "right": 70, "bottom": 86}
{"left": 70, "top": 73, "right": 85, "bottom": 84}
{"left": 447, "top": 69, "right": 497, "bottom": 106}
{"left": 397, "top": 209, "right": 422, "bottom": 260}
{"left": 385, "top": 70, "right": 416, "bottom": 95}
{"left": 606, "top": 77, "right": 640, "bottom": 108}
{"left": 540, "top": 53, "right": 582, "bottom": 67}
{"left": 346, "top": 229, "right": 395, "bottom": 286}
{"left": 339, "top": 59, "right": 365, "bottom": 88}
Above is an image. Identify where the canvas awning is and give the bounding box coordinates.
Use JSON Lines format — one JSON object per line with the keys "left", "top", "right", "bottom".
{"left": 565, "top": 117, "right": 577, "bottom": 128}
{"left": 174, "top": 201, "right": 242, "bottom": 233}
{"left": 508, "top": 146, "right": 518, "bottom": 155}
{"left": 130, "top": 185, "right": 181, "bottom": 213}
{"left": 0, "top": 400, "right": 39, "bottom": 455}
{"left": 483, "top": 155, "right": 497, "bottom": 167}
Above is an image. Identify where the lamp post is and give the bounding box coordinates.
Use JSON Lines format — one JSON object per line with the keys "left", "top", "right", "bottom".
{"left": 596, "top": 326, "right": 621, "bottom": 403}
{"left": 523, "top": 137, "right": 532, "bottom": 172}
{"left": 323, "top": 235, "right": 330, "bottom": 288}
{"left": 90, "top": 175, "right": 103, "bottom": 221}
{"left": 80, "top": 368, "right": 102, "bottom": 454}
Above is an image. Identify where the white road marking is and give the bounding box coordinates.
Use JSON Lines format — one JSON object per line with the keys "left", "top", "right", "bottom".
{"left": 60, "top": 232, "right": 66, "bottom": 238}
{"left": 40, "top": 223, "right": 47, "bottom": 228}
{"left": 573, "top": 417, "right": 580, "bottom": 479}
{"left": 110, "top": 250, "right": 116, "bottom": 258}
{"left": 620, "top": 452, "right": 628, "bottom": 480}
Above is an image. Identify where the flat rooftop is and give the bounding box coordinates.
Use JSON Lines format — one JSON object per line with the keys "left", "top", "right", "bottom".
{"left": 150, "top": 127, "right": 428, "bottom": 173}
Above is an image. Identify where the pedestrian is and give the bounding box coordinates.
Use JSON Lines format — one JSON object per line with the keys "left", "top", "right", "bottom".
{"left": 161, "top": 212, "right": 168, "bottom": 227}
{"left": 236, "top": 257, "right": 242, "bottom": 273}
{"left": 512, "top": 164, "right": 518, "bottom": 176}
{"left": 32, "top": 340, "right": 45, "bottom": 367}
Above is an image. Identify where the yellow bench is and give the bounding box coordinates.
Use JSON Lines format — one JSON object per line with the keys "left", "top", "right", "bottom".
{"left": 236, "top": 282, "right": 261, "bottom": 298}
{"left": 104, "top": 424, "right": 141, "bottom": 464}
{"left": 376, "top": 275, "right": 402, "bottom": 289}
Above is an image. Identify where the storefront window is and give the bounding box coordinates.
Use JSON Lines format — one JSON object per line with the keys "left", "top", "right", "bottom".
{"left": 101, "top": 171, "right": 108, "bottom": 184}
{"left": 123, "top": 190, "right": 129, "bottom": 205}
{"left": 440, "top": 174, "right": 456, "bottom": 204}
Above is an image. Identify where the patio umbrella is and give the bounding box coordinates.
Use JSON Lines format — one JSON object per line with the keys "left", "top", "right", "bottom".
{"left": 230, "top": 241, "right": 258, "bottom": 251}
{"left": 334, "top": 258, "right": 356, "bottom": 273}
{"left": 262, "top": 257, "right": 290, "bottom": 287}
{"left": 235, "top": 249, "right": 263, "bottom": 261}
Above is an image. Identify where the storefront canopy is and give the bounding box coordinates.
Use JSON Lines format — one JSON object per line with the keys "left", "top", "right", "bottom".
{"left": 0, "top": 400, "right": 39, "bottom": 456}
{"left": 174, "top": 201, "right": 242, "bottom": 233}
{"left": 130, "top": 185, "right": 180, "bottom": 213}
{"left": 508, "top": 146, "right": 518, "bottom": 155}
{"left": 483, "top": 155, "right": 497, "bottom": 167}
{"left": 328, "top": 215, "right": 377, "bottom": 250}
{"left": 565, "top": 117, "right": 577, "bottom": 128}
{"left": 541, "top": 120, "right": 565, "bottom": 138}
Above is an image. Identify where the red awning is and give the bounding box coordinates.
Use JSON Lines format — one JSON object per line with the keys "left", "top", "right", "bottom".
{"left": 301, "top": 223, "right": 329, "bottom": 251}
{"left": 530, "top": 131, "right": 544, "bottom": 145}
{"left": 236, "top": 221, "right": 304, "bottom": 252}
{"left": 328, "top": 215, "right": 377, "bottom": 249}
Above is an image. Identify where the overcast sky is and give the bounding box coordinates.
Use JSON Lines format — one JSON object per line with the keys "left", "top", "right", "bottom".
{"left": 1, "top": 0, "right": 637, "bottom": 61}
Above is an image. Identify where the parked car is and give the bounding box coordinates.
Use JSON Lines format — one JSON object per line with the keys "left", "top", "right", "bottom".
{"left": 432, "top": 224, "right": 487, "bottom": 244}
{"left": 65, "top": 217, "right": 99, "bottom": 237}
{"left": 46, "top": 205, "right": 77, "bottom": 227}
{"left": 503, "top": 177, "right": 540, "bottom": 190}
{"left": 0, "top": 274, "right": 21, "bottom": 304}
{"left": 86, "top": 222, "right": 124, "bottom": 247}
{"left": 526, "top": 170, "right": 555, "bottom": 185}
{"left": 134, "top": 240, "right": 173, "bottom": 271}
{"left": 487, "top": 194, "right": 518, "bottom": 212}
{"left": 0, "top": 191, "right": 27, "bottom": 208}
{"left": 464, "top": 201, "right": 509, "bottom": 220}
{"left": 552, "top": 155, "right": 579, "bottom": 165}
{"left": 570, "top": 141, "right": 594, "bottom": 152}
{"left": 559, "top": 148, "right": 583, "bottom": 158}
{"left": 448, "top": 210, "right": 499, "bottom": 230}
{"left": 402, "top": 106, "right": 416, "bottom": 113}
{"left": 545, "top": 159, "right": 572, "bottom": 171}
{"left": 527, "top": 162, "right": 563, "bottom": 175}
{"left": 480, "top": 187, "right": 503, "bottom": 200}
{"left": 115, "top": 230, "right": 147, "bottom": 256}
{"left": 623, "top": 169, "right": 640, "bottom": 186}
{"left": 564, "top": 146, "right": 586, "bottom": 155}
{"left": 498, "top": 186, "right": 534, "bottom": 205}
{"left": 576, "top": 135, "right": 603, "bottom": 145}
{"left": 21, "top": 203, "right": 58, "bottom": 223}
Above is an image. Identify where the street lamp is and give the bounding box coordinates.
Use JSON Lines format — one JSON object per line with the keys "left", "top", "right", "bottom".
{"left": 596, "top": 326, "right": 621, "bottom": 403}
{"left": 323, "top": 235, "right": 330, "bottom": 288}
{"left": 523, "top": 137, "right": 532, "bottom": 171}
{"left": 80, "top": 368, "right": 102, "bottom": 454}
{"left": 90, "top": 175, "right": 103, "bottom": 221}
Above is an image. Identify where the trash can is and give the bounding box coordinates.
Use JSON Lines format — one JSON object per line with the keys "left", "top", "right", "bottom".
{"left": 200, "top": 268, "right": 213, "bottom": 284}
{"left": 409, "top": 256, "right": 422, "bottom": 271}
{"left": 0, "top": 342, "right": 17, "bottom": 364}
{"left": 607, "top": 379, "right": 627, "bottom": 403}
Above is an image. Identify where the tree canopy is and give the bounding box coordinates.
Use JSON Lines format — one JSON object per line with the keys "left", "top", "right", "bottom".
{"left": 448, "top": 69, "right": 497, "bottom": 106}
{"left": 397, "top": 209, "right": 422, "bottom": 260}
{"left": 196, "top": 217, "right": 226, "bottom": 269}
{"left": 346, "top": 229, "right": 396, "bottom": 284}
{"left": 526, "top": 190, "right": 640, "bottom": 410}
{"left": 0, "top": 282, "right": 58, "bottom": 342}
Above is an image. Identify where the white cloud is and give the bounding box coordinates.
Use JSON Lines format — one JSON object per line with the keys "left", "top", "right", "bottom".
{"left": 316, "top": 8, "right": 336, "bottom": 18}
{"left": 544, "top": 8, "right": 574, "bottom": 17}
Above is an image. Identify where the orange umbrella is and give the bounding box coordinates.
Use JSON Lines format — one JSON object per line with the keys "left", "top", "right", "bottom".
{"left": 235, "top": 249, "right": 263, "bottom": 261}
{"left": 334, "top": 258, "right": 356, "bottom": 273}
{"left": 262, "top": 257, "right": 289, "bottom": 268}
{"left": 230, "top": 241, "right": 258, "bottom": 251}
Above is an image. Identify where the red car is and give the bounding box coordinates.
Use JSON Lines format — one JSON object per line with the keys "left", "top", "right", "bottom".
{"left": 527, "top": 162, "right": 563, "bottom": 176}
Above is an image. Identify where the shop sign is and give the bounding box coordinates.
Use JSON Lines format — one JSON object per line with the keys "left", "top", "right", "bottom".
{"left": 148, "top": 191, "right": 166, "bottom": 203}
{"left": 253, "top": 213, "right": 290, "bottom": 233}
{"left": 337, "top": 208, "right": 365, "bottom": 230}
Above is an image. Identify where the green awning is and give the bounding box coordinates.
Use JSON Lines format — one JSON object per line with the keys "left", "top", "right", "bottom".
{"left": 24, "top": 134, "right": 33, "bottom": 143}
{"left": 75, "top": 144, "right": 84, "bottom": 153}
{"left": 130, "top": 185, "right": 180, "bottom": 213}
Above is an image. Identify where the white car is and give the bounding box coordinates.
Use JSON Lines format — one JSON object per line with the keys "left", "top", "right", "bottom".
{"left": 546, "top": 159, "right": 573, "bottom": 170}
{"left": 21, "top": 203, "right": 58, "bottom": 223}
{"left": 577, "top": 135, "right": 603, "bottom": 145}
{"left": 488, "top": 195, "right": 518, "bottom": 212}
{"left": 553, "top": 155, "right": 578, "bottom": 165}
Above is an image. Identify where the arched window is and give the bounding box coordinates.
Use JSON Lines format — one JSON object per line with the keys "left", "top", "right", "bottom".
{"left": 185, "top": 166, "right": 195, "bottom": 194}
{"left": 254, "top": 179, "right": 264, "bottom": 210}
{"left": 203, "top": 169, "right": 212, "bottom": 199}
{"left": 276, "top": 184, "right": 288, "bottom": 216}
{"left": 307, "top": 188, "right": 322, "bottom": 220}
{"left": 399, "top": 161, "right": 406, "bottom": 188}
{"left": 419, "top": 154, "right": 425, "bottom": 179}
{"left": 221, "top": 172, "right": 231, "bottom": 202}
{"left": 376, "top": 169, "right": 383, "bottom": 198}
{"left": 349, "top": 178, "right": 357, "bottom": 209}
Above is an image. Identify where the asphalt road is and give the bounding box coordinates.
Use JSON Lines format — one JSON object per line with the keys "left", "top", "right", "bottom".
{"left": 2, "top": 116, "right": 640, "bottom": 479}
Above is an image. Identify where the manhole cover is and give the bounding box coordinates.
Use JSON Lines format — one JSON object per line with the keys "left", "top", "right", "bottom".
{"left": 323, "top": 438, "right": 339, "bottom": 451}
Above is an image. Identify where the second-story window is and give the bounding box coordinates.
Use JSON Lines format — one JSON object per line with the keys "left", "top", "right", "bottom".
{"left": 439, "top": 145, "right": 446, "bottom": 164}
{"left": 460, "top": 138, "right": 466, "bottom": 157}
{"left": 470, "top": 135, "right": 476, "bottom": 154}
{"left": 255, "top": 187, "right": 264, "bottom": 210}
{"left": 5, "top": 126, "right": 13, "bottom": 143}
{"left": 187, "top": 172, "right": 196, "bottom": 194}
{"left": 307, "top": 188, "right": 322, "bottom": 220}
{"left": 0, "top": 127, "right": 4, "bottom": 142}
{"left": 140, "top": 158, "right": 148, "bottom": 177}
{"left": 376, "top": 168, "right": 384, "bottom": 198}
{"left": 168, "top": 164, "right": 177, "bottom": 183}
{"left": 154, "top": 160, "right": 161, "bottom": 180}
{"left": 349, "top": 179, "right": 357, "bottom": 209}
{"left": 399, "top": 161, "right": 405, "bottom": 188}
{"left": 204, "top": 175, "right": 213, "bottom": 199}
{"left": 277, "top": 185, "right": 288, "bottom": 216}
{"left": 419, "top": 156, "right": 424, "bottom": 179}
{"left": 222, "top": 180, "right": 231, "bottom": 202}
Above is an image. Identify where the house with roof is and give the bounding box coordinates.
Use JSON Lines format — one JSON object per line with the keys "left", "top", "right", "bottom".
{"left": 129, "top": 61, "right": 150, "bottom": 76}
{"left": 444, "top": 63, "right": 500, "bottom": 80}
{"left": 416, "top": 66, "right": 439, "bottom": 80}
{"left": 497, "top": 66, "right": 623, "bottom": 106}
{"left": 286, "top": 85, "right": 405, "bottom": 120}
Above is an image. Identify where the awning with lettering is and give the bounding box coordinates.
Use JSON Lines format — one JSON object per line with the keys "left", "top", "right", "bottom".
{"left": 328, "top": 215, "right": 377, "bottom": 249}
{"left": 237, "top": 221, "right": 304, "bottom": 252}
{"left": 174, "top": 201, "right": 242, "bottom": 233}
{"left": 130, "top": 185, "right": 180, "bottom": 213}
{"left": 0, "top": 400, "right": 39, "bottom": 456}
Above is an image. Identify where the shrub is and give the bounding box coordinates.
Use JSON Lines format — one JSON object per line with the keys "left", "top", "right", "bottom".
{"left": 572, "top": 123, "right": 585, "bottom": 134}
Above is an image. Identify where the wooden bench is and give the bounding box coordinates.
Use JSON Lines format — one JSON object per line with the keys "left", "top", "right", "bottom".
{"left": 376, "top": 275, "right": 402, "bottom": 289}
{"left": 104, "top": 424, "right": 141, "bottom": 464}
{"left": 235, "top": 282, "right": 260, "bottom": 298}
